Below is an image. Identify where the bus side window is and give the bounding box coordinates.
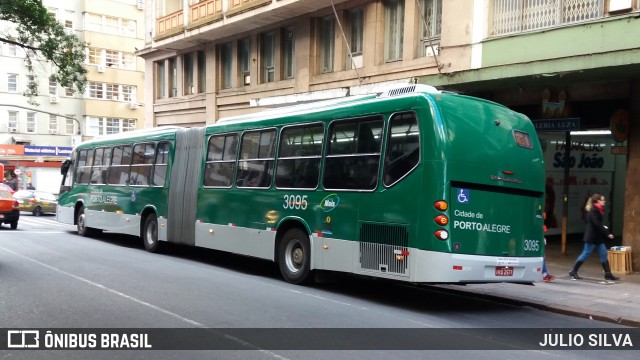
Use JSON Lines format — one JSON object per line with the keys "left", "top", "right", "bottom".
{"left": 383, "top": 112, "right": 420, "bottom": 186}
{"left": 324, "top": 117, "right": 383, "bottom": 190}
{"left": 153, "top": 141, "right": 171, "bottom": 187}
{"left": 275, "top": 123, "right": 323, "bottom": 189}
{"left": 237, "top": 129, "right": 275, "bottom": 188}
{"left": 204, "top": 134, "right": 238, "bottom": 187}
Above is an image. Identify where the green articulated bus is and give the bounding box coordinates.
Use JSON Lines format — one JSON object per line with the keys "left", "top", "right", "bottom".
{"left": 57, "top": 84, "right": 546, "bottom": 284}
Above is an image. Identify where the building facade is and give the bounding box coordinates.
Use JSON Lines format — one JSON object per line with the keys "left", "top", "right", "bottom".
{"left": 1, "top": 0, "right": 145, "bottom": 192}
{"left": 140, "top": 0, "right": 640, "bottom": 268}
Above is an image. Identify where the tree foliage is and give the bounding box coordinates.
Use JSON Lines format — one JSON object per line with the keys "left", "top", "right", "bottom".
{"left": 0, "top": 0, "right": 87, "bottom": 105}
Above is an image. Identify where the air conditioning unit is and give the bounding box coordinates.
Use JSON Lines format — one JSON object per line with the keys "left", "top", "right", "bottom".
{"left": 49, "top": 95, "right": 58, "bottom": 103}
{"left": 130, "top": 102, "right": 138, "bottom": 109}
{"left": 9, "top": 128, "right": 17, "bottom": 133}
{"left": 97, "top": 65, "right": 105, "bottom": 73}
{"left": 137, "top": 1, "right": 145, "bottom": 10}
{"left": 49, "top": 129, "right": 58, "bottom": 134}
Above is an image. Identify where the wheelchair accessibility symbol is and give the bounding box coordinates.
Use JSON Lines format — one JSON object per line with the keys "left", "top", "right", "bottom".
{"left": 457, "top": 189, "right": 470, "bottom": 204}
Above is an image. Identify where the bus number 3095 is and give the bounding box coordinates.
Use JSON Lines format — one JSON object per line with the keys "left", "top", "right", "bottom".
{"left": 523, "top": 239, "right": 540, "bottom": 252}
{"left": 283, "top": 195, "right": 308, "bottom": 210}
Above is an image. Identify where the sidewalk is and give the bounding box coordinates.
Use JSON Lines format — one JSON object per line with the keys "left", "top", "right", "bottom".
{"left": 437, "top": 236, "right": 640, "bottom": 327}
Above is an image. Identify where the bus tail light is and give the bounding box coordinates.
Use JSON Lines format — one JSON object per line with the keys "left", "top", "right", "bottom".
{"left": 434, "top": 200, "right": 448, "bottom": 211}
{"left": 434, "top": 230, "right": 449, "bottom": 240}
{"left": 434, "top": 215, "right": 448, "bottom": 225}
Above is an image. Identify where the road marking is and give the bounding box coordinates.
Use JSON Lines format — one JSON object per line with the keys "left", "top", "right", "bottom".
{"left": 0, "top": 246, "right": 290, "bottom": 359}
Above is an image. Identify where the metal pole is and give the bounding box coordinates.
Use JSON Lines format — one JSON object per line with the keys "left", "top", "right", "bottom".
{"left": 561, "top": 130, "right": 571, "bottom": 255}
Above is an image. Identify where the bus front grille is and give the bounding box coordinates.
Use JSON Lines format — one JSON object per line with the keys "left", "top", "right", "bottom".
{"left": 358, "top": 223, "right": 409, "bottom": 276}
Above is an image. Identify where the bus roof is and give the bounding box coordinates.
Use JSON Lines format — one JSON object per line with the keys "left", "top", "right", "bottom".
{"left": 77, "top": 126, "right": 183, "bottom": 148}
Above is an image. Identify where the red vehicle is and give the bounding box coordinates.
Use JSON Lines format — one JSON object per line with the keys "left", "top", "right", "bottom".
{"left": 0, "top": 189, "right": 20, "bottom": 229}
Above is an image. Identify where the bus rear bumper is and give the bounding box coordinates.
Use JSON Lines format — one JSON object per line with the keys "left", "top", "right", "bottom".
{"left": 412, "top": 250, "right": 544, "bottom": 284}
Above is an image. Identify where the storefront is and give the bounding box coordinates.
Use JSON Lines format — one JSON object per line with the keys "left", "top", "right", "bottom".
{"left": 0, "top": 144, "right": 71, "bottom": 194}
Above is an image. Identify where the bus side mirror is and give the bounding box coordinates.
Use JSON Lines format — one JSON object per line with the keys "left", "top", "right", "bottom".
{"left": 61, "top": 159, "right": 72, "bottom": 176}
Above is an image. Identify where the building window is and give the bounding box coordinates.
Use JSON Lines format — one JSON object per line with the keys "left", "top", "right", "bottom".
{"left": 221, "top": 43, "right": 233, "bottom": 89}
{"left": 122, "top": 85, "right": 136, "bottom": 102}
{"left": 122, "top": 118, "right": 137, "bottom": 132}
{"left": 86, "top": 117, "right": 137, "bottom": 136}
{"left": 156, "top": 60, "right": 166, "bottom": 99}
{"left": 49, "top": 115, "right": 58, "bottom": 134}
{"left": 8, "top": 74, "right": 18, "bottom": 92}
{"left": 7, "top": 44, "right": 17, "bottom": 56}
{"left": 88, "top": 82, "right": 104, "bottom": 99}
{"left": 282, "top": 27, "right": 295, "bottom": 79}
{"left": 65, "top": 118, "right": 75, "bottom": 135}
{"left": 384, "top": 0, "right": 405, "bottom": 62}
{"left": 169, "top": 57, "right": 177, "bottom": 97}
{"left": 26, "top": 112, "right": 36, "bottom": 133}
{"left": 261, "top": 32, "right": 276, "bottom": 83}
{"left": 122, "top": 52, "right": 135, "bottom": 70}
{"left": 184, "top": 52, "right": 195, "bottom": 95}
{"left": 239, "top": 38, "right": 251, "bottom": 86}
{"left": 88, "top": 48, "right": 102, "bottom": 65}
{"left": 49, "top": 78, "right": 58, "bottom": 95}
{"left": 65, "top": 87, "right": 75, "bottom": 97}
{"left": 197, "top": 50, "right": 206, "bottom": 93}
{"left": 64, "top": 10, "right": 74, "bottom": 29}
{"left": 8, "top": 111, "right": 18, "bottom": 132}
{"left": 105, "top": 84, "right": 119, "bottom": 100}
{"left": 418, "top": 0, "right": 442, "bottom": 57}
{"left": 347, "top": 7, "right": 364, "bottom": 69}
{"left": 105, "top": 50, "right": 119, "bottom": 67}
{"left": 320, "top": 16, "right": 335, "bottom": 73}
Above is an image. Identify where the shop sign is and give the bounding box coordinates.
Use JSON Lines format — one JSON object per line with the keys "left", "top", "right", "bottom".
{"left": 610, "top": 109, "right": 629, "bottom": 142}
{"left": 0, "top": 145, "right": 24, "bottom": 156}
{"left": 531, "top": 118, "right": 581, "bottom": 132}
{"left": 23, "top": 146, "right": 73, "bottom": 156}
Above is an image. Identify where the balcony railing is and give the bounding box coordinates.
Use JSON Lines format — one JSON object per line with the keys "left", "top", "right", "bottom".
{"left": 492, "top": 0, "right": 604, "bottom": 36}
{"left": 156, "top": 10, "right": 184, "bottom": 38}
{"left": 190, "top": 0, "right": 223, "bottom": 26}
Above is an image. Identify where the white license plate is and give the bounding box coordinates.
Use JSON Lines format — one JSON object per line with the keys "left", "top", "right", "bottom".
{"left": 495, "top": 266, "right": 514, "bottom": 276}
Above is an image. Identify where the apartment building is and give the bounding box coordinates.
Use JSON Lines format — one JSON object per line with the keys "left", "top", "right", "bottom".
{"left": 1, "top": 0, "right": 145, "bottom": 192}
{"left": 140, "top": 0, "right": 639, "bottom": 265}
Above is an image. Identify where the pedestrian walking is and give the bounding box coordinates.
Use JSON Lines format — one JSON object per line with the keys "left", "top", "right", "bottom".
{"left": 569, "top": 193, "right": 619, "bottom": 281}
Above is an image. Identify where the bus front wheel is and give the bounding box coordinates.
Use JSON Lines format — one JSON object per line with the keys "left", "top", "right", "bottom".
{"left": 76, "top": 207, "right": 100, "bottom": 237}
{"left": 143, "top": 213, "right": 160, "bottom": 253}
{"left": 278, "top": 228, "right": 313, "bottom": 284}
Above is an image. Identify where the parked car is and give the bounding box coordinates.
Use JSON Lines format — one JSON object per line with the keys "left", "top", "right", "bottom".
{"left": 12, "top": 190, "right": 58, "bottom": 216}
{"left": 0, "top": 190, "right": 19, "bottom": 229}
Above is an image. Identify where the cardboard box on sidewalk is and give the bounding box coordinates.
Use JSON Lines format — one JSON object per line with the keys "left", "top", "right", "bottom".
{"left": 608, "top": 247, "right": 632, "bottom": 275}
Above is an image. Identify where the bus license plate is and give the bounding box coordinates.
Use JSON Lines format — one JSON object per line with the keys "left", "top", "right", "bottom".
{"left": 495, "top": 266, "right": 513, "bottom": 276}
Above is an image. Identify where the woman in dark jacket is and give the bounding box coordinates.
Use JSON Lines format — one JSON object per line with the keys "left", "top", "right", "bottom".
{"left": 569, "top": 193, "right": 619, "bottom": 280}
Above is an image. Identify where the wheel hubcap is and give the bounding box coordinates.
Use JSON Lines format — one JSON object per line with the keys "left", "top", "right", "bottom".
{"left": 285, "top": 240, "right": 304, "bottom": 273}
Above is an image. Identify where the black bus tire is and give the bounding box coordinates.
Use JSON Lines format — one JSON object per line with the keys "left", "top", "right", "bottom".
{"left": 76, "top": 207, "right": 100, "bottom": 237}
{"left": 143, "top": 213, "right": 160, "bottom": 252}
{"left": 278, "top": 228, "right": 313, "bottom": 284}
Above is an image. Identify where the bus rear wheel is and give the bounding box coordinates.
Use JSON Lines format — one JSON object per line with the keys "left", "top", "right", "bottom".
{"left": 278, "top": 228, "right": 313, "bottom": 284}
{"left": 143, "top": 213, "right": 160, "bottom": 253}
